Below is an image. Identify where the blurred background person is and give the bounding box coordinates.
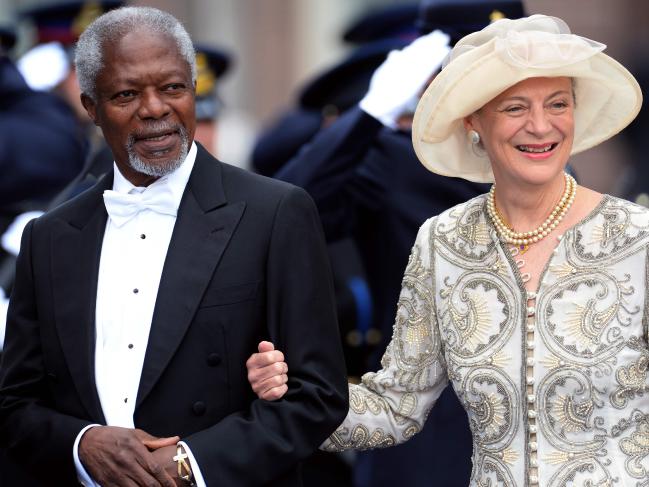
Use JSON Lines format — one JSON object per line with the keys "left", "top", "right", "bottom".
{"left": 251, "top": 7, "right": 422, "bottom": 485}
{"left": 193, "top": 43, "right": 233, "bottom": 157}
{"left": 0, "top": 18, "right": 85, "bottom": 343}
{"left": 0, "top": 17, "right": 87, "bottom": 487}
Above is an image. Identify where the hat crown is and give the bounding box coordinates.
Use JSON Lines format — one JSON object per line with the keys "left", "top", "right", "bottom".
{"left": 444, "top": 15, "right": 605, "bottom": 70}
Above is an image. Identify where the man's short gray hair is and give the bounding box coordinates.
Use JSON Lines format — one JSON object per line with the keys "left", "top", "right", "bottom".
{"left": 75, "top": 6, "right": 196, "bottom": 101}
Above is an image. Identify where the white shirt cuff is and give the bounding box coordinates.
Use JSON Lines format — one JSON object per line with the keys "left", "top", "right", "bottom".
{"left": 179, "top": 440, "right": 206, "bottom": 487}
{"left": 73, "top": 424, "right": 101, "bottom": 487}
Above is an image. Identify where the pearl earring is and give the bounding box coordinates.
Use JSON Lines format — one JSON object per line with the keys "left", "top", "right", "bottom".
{"left": 469, "top": 130, "right": 480, "bottom": 145}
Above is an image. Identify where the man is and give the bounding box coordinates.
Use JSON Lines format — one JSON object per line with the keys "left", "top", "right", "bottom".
{"left": 0, "top": 6, "right": 348, "bottom": 486}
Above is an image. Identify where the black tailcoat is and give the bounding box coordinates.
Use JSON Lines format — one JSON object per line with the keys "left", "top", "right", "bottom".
{"left": 0, "top": 144, "right": 348, "bottom": 486}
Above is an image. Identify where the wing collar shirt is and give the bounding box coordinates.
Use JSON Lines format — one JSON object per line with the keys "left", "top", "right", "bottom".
{"left": 73, "top": 142, "right": 207, "bottom": 486}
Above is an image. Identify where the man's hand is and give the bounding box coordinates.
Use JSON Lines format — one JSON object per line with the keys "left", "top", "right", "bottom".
{"left": 246, "top": 341, "right": 289, "bottom": 401}
{"left": 78, "top": 425, "right": 179, "bottom": 486}
{"left": 150, "top": 444, "right": 185, "bottom": 487}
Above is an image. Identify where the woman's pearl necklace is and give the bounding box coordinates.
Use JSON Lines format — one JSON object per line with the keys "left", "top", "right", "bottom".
{"left": 487, "top": 173, "right": 577, "bottom": 248}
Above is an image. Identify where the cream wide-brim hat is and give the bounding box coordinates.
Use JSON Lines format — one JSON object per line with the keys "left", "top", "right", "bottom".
{"left": 412, "top": 14, "right": 643, "bottom": 183}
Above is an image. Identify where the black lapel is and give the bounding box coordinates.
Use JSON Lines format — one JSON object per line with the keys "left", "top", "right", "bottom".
{"left": 51, "top": 173, "right": 113, "bottom": 423}
{"left": 136, "top": 145, "right": 245, "bottom": 407}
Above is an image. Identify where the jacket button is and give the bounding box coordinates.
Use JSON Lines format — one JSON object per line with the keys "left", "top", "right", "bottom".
{"left": 206, "top": 353, "right": 221, "bottom": 366}
{"left": 193, "top": 401, "right": 206, "bottom": 416}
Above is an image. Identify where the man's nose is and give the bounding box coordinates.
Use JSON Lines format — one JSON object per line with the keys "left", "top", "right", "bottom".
{"left": 137, "top": 90, "right": 170, "bottom": 119}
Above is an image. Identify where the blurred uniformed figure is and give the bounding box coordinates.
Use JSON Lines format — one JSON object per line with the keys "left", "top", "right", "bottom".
{"left": 193, "top": 44, "right": 232, "bottom": 157}
{"left": 252, "top": 21, "right": 426, "bottom": 383}
{"left": 0, "top": 20, "right": 86, "bottom": 278}
{"left": 0, "top": 22, "right": 86, "bottom": 212}
{"left": 251, "top": 9, "right": 427, "bottom": 487}
{"left": 252, "top": 4, "right": 420, "bottom": 178}
{"left": 0, "top": 22, "right": 87, "bottom": 487}
{"left": 256, "top": 2, "right": 525, "bottom": 486}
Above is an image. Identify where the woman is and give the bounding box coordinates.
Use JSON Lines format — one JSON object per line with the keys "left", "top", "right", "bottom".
{"left": 247, "top": 15, "right": 646, "bottom": 485}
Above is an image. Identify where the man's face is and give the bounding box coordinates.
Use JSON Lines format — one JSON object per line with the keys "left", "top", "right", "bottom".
{"left": 82, "top": 28, "right": 196, "bottom": 186}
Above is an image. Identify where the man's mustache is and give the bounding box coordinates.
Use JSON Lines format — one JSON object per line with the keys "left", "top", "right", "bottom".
{"left": 127, "top": 123, "right": 187, "bottom": 145}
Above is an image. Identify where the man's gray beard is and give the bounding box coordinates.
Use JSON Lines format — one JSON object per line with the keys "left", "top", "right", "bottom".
{"left": 126, "top": 125, "right": 190, "bottom": 178}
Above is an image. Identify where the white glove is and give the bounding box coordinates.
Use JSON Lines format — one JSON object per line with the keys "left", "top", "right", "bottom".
{"left": 359, "top": 29, "right": 451, "bottom": 129}
{"left": 1, "top": 211, "right": 44, "bottom": 257}
{"left": 17, "top": 42, "right": 70, "bottom": 91}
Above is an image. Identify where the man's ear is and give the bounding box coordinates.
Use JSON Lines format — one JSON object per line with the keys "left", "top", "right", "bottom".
{"left": 80, "top": 93, "right": 99, "bottom": 126}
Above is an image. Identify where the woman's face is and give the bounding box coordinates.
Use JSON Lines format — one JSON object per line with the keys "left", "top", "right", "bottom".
{"left": 465, "top": 76, "right": 574, "bottom": 187}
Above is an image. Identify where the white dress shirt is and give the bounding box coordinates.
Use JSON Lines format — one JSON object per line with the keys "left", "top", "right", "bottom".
{"left": 74, "top": 143, "right": 206, "bottom": 486}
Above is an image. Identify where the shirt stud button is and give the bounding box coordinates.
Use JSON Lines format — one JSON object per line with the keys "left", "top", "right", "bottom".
{"left": 133, "top": 288, "right": 139, "bottom": 294}
{"left": 128, "top": 344, "right": 134, "bottom": 349}
{"left": 193, "top": 401, "right": 206, "bottom": 416}
{"left": 140, "top": 234, "right": 146, "bottom": 239}
{"left": 207, "top": 353, "right": 221, "bottom": 366}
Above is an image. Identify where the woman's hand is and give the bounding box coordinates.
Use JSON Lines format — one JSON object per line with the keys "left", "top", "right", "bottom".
{"left": 246, "top": 341, "right": 289, "bottom": 401}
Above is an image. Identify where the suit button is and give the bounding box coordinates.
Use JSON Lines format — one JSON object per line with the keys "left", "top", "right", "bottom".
{"left": 206, "top": 353, "right": 221, "bottom": 366}
{"left": 193, "top": 401, "right": 206, "bottom": 416}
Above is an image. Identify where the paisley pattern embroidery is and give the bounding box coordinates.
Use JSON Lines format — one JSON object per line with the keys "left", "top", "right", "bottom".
{"left": 611, "top": 347, "right": 649, "bottom": 408}
{"left": 321, "top": 195, "right": 649, "bottom": 486}
{"left": 619, "top": 416, "right": 649, "bottom": 479}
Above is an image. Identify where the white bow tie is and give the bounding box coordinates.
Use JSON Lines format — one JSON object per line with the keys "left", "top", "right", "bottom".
{"left": 103, "top": 185, "right": 178, "bottom": 227}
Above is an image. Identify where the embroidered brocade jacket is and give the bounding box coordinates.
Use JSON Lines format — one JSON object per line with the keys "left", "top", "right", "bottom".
{"left": 322, "top": 195, "right": 649, "bottom": 487}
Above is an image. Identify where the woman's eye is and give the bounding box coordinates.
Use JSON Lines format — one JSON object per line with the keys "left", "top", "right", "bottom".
{"left": 550, "top": 101, "right": 569, "bottom": 110}
{"left": 504, "top": 105, "right": 524, "bottom": 113}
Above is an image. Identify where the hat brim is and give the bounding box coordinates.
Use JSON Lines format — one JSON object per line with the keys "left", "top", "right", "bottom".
{"left": 412, "top": 40, "right": 642, "bottom": 182}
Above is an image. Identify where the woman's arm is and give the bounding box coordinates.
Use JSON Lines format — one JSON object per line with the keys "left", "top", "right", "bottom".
{"left": 247, "top": 217, "right": 450, "bottom": 451}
